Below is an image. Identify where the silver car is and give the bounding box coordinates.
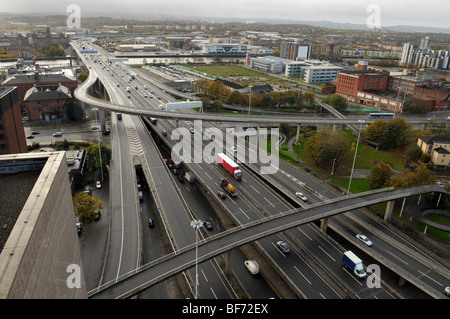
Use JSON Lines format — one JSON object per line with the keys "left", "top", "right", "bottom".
{"left": 295, "top": 192, "right": 307, "bottom": 202}
{"left": 356, "top": 234, "right": 373, "bottom": 247}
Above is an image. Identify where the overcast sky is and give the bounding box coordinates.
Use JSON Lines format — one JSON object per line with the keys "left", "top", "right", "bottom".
{"left": 2, "top": 0, "right": 450, "bottom": 29}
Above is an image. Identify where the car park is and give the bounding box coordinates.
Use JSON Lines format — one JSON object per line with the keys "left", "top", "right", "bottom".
{"left": 295, "top": 192, "right": 307, "bottom": 202}
{"left": 356, "top": 234, "right": 373, "bottom": 247}
{"left": 276, "top": 241, "right": 291, "bottom": 253}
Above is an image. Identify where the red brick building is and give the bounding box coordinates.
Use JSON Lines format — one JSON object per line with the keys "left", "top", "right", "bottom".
{"left": 413, "top": 84, "right": 450, "bottom": 111}
{"left": 2, "top": 72, "right": 77, "bottom": 111}
{"left": 23, "top": 84, "right": 73, "bottom": 121}
{"left": 0, "top": 86, "right": 27, "bottom": 155}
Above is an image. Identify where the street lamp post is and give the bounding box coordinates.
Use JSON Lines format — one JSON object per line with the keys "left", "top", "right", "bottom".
{"left": 190, "top": 219, "right": 203, "bottom": 299}
{"left": 248, "top": 85, "right": 253, "bottom": 116}
{"left": 93, "top": 108, "right": 104, "bottom": 181}
{"left": 347, "top": 120, "right": 364, "bottom": 196}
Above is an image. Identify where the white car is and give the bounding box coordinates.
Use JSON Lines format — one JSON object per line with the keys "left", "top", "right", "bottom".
{"left": 356, "top": 234, "right": 373, "bottom": 247}
{"left": 96, "top": 180, "right": 102, "bottom": 189}
{"left": 52, "top": 132, "right": 62, "bottom": 137}
{"left": 295, "top": 192, "right": 307, "bottom": 202}
{"left": 436, "top": 181, "right": 444, "bottom": 187}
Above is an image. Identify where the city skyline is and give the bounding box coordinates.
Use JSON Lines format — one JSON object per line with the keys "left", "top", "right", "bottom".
{"left": 1, "top": 0, "right": 450, "bottom": 30}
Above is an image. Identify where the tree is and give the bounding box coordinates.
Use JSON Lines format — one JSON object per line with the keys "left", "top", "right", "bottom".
{"left": 367, "top": 162, "right": 393, "bottom": 189}
{"left": 326, "top": 94, "right": 348, "bottom": 111}
{"left": 303, "top": 91, "right": 316, "bottom": 107}
{"left": 403, "top": 99, "right": 429, "bottom": 114}
{"left": 304, "top": 131, "right": 350, "bottom": 169}
{"left": 364, "top": 117, "right": 411, "bottom": 149}
{"left": 226, "top": 90, "right": 245, "bottom": 105}
{"left": 73, "top": 192, "right": 103, "bottom": 224}
{"left": 387, "top": 165, "right": 435, "bottom": 189}
{"left": 406, "top": 144, "right": 423, "bottom": 161}
{"left": 66, "top": 101, "right": 84, "bottom": 121}
{"left": 279, "top": 123, "right": 291, "bottom": 137}
{"left": 86, "top": 144, "right": 111, "bottom": 177}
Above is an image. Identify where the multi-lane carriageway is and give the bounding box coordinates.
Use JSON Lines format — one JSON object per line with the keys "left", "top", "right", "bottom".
{"left": 73, "top": 41, "right": 450, "bottom": 300}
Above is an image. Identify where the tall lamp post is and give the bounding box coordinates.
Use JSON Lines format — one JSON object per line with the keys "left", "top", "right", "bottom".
{"left": 93, "top": 108, "right": 104, "bottom": 181}
{"left": 190, "top": 219, "right": 203, "bottom": 299}
{"left": 347, "top": 120, "right": 364, "bottom": 196}
{"left": 248, "top": 85, "right": 253, "bottom": 116}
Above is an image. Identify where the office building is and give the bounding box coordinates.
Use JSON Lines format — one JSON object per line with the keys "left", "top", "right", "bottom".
{"left": 0, "top": 86, "right": 27, "bottom": 155}
{"left": 285, "top": 60, "right": 342, "bottom": 83}
{"left": 202, "top": 43, "right": 247, "bottom": 55}
{"left": 250, "top": 56, "right": 291, "bottom": 73}
{"left": 280, "top": 42, "right": 311, "bottom": 60}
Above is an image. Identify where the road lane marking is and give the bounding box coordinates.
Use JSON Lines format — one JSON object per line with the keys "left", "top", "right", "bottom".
{"left": 318, "top": 246, "right": 336, "bottom": 262}
{"left": 294, "top": 266, "right": 311, "bottom": 285}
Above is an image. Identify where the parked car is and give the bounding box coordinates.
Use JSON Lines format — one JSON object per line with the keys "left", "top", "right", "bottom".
{"left": 31, "top": 131, "right": 40, "bottom": 135}
{"left": 53, "top": 132, "right": 62, "bottom": 137}
{"left": 91, "top": 125, "right": 99, "bottom": 130}
{"left": 138, "top": 191, "right": 143, "bottom": 201}
{"left": 276, "top": 240, "right": 291, "bottom": 253}
{"left": 83, "top": 186, "right": 92, "bottom": 196}
{"left": 436, "top": 181, "right": 444, "bottom": 187}
{"left": 93, "top": 211, "right": 101, "bottom": 221}
{"left": 356, "top": 234, "right": 373, "bottom": 247}
{"left": 148, "top": 218, "right": 155, "bottom": 228}
{"left": 26, "top": 135, "right": 34, "bottom": 139}
{"left": 295, "top": 192, "right": 307, "bottom": 202}
{"left": 96, "top": 180, "right": 102, "bottom": 189}
{"left": 76, "top": 222, "right": 82, "bottom": 235}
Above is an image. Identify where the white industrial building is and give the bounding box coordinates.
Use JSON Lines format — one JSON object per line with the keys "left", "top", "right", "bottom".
{"left": 285, "top": 60, "right": 342, "bottom": 83}
{"left": 202, "top": 43, "right": 247, "bottom": 55}
{"left": 250, "top": 56, "right": 293, "bottom": 73}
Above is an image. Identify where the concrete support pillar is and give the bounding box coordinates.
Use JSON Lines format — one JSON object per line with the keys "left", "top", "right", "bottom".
{"left": 256, "top": 123, "right": 260, "bottom": 150}
{"left": 225, "top": 250, "right": 232, "bottom": 275}
{"left": 99, "top": 109, "right": 106, "bottom": 131}
{"left": 320, "top": 218, "right": 328, "bottom": 231}
{"left": 296, "top": 124, "right": 300, "bottom": 143}
{"left": 384, "top": 200, "right": 395, "bottom": 222}
{"left": 332, "top": 124, "right": 336, "bottom": 133}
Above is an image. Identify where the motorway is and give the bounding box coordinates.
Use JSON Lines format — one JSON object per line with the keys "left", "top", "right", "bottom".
{"left": 76, "top": 43, "right": 279, "bottom": 299}
{"left": 73, "top": 40, "right": 450, "bottom": 300}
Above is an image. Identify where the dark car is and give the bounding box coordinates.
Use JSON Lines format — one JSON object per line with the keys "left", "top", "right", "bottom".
{"left": 26, "top": 135, "right": 34, "bottom": 139}
{"left": 83, "top": 186, "right": 92, "bottom": 196}
{"left": 148, "top": 218, "right": 155, "bottom": 228}
{"left": 31, "top": 131, "right": 40, "bottom": 135}
{"left": 93, "top": 211, "right": 101, "bottom": 221}
{"left": 203, "top": 220, "right": 213, "bottom": 230}
{"left": 177, "top": 174, "right": 185, "bottom": 183}
{"left": 102, "top": 130, "right": 111, "bottom": 135}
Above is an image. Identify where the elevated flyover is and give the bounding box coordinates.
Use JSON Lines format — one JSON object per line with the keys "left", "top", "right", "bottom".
{"left": 88, "top": 184, "right": 449, "bottom": 299}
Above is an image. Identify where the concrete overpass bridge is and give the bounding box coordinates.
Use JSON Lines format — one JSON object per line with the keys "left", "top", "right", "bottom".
{"left": 88, "top": 184, "right": 450, "bottom": 299}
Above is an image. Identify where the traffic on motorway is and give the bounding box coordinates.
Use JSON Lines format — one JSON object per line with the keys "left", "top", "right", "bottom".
{"left": 73, "top": 40, "right": 450, "bottom": 300}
